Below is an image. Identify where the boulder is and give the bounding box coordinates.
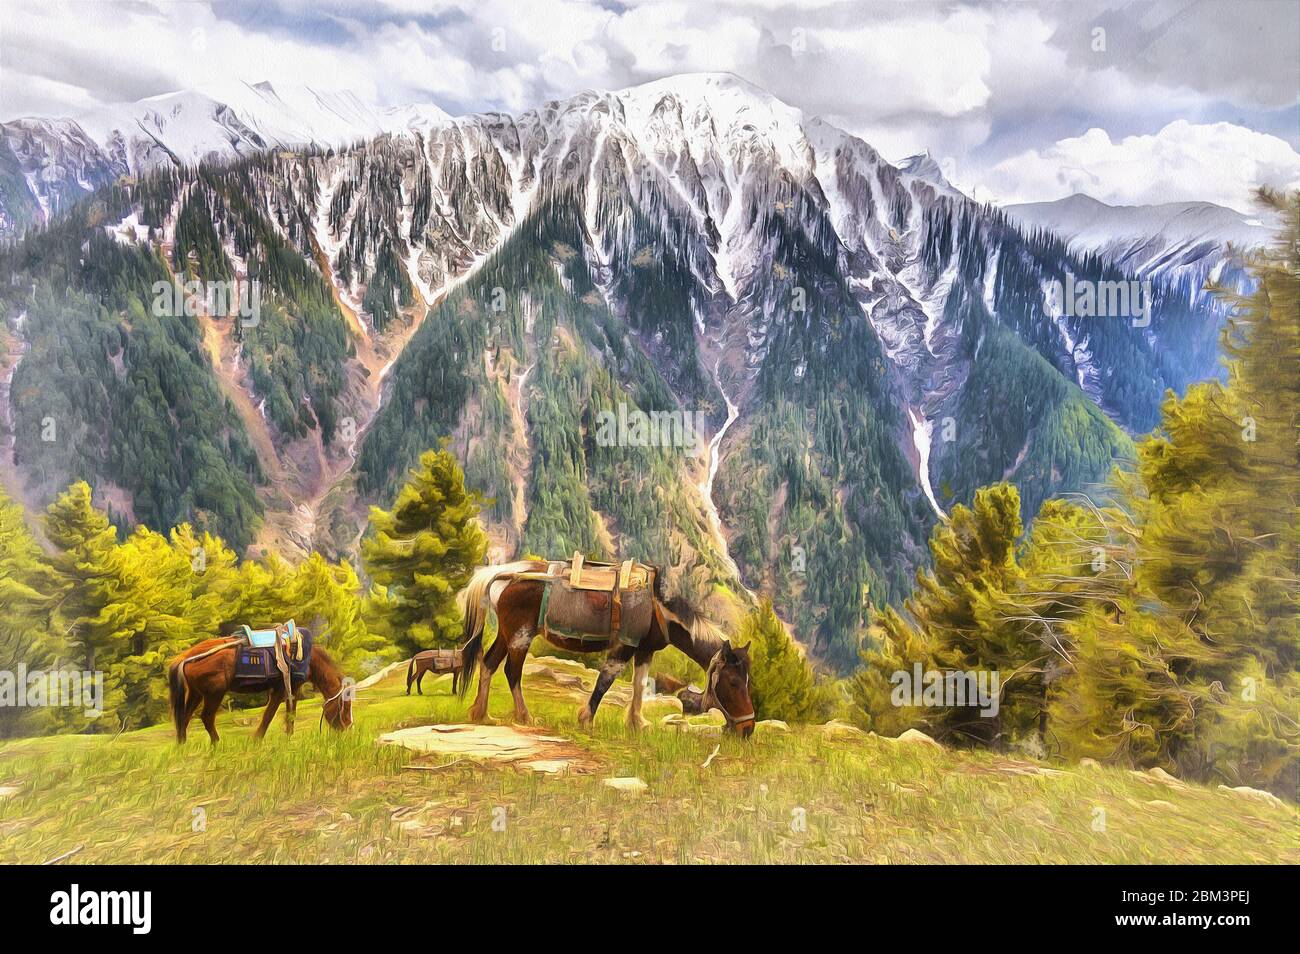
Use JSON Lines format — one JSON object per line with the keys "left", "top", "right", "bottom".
{"left": 1145, "top": 767, "right": 1187, "bottom": 788}
{"left": 818, "top": 719, "right": 866, "bottom": 738}
{"left": 756, "top": 719, "right": 789, "bottom": 732}
{"left": 661, "top": 712, "right": 724, "bottom": 735}
{"left": 603, "top": 776, "right": 648, "bottom": 794}
{"left": 353, "top": 659, "right": 409, "bottom": 690}
{"left": 896, "top": 728, "right": 942, "bottom": 748}
{"left": 650, "top": 694, "right": 684, "bottom": 714}
{"left": 1218, "top": 784, "right": 1287, "bottom": 810}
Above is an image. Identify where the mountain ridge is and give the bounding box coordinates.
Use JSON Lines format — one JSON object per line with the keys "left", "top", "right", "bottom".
{"left": 0, "top": 73, "right": 1232, "bottom": 667}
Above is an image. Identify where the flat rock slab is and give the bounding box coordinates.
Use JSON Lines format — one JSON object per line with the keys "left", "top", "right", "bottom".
{"left": 378, "top": 724, "right": 593, "bottom": 773}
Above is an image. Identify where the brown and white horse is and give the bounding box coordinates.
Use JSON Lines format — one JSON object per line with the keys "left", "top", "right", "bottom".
{"left": 456, "top": 562, "right": 755, "bottom": 736}
{"left": 166, "top": 634, "right": 353, "bottom": 743}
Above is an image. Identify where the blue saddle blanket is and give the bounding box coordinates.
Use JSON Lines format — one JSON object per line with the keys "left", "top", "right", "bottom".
{"left": 231, "top": 623, "right": 311, "bottom": 692}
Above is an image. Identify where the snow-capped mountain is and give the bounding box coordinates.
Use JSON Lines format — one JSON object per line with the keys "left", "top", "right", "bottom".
{"left": 1005, "top": 193, "right": 1272, "bottom": 287}
{"left": 0, "top": 81, "right": 451, "bottom": 235}
{"left": 0, "top": 73, "right": 1233, "bottom": 666}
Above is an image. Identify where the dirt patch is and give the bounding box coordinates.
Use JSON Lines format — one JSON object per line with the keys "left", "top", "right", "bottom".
{"left": 378, "top": 723, "right": 597, "bottom": 774}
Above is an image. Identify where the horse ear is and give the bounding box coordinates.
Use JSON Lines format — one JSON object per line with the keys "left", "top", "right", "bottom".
{"left": 736, "top": 643, "right": 750, "bottom": 658}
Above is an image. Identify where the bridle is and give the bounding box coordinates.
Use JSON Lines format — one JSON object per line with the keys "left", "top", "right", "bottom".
{"left": 703, "top": 650, "right": 756, "bottom": 730}
{"left": 318, "top": 683, "right": 355, "bottom": 730}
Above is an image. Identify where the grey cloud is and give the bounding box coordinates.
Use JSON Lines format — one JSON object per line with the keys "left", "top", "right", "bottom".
{"left": 1054, "top": 0, "right": 1300, "bottom": 108}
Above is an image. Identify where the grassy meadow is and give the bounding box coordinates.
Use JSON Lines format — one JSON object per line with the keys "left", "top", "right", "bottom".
{"left": 0, "top": 660, "right": 1295, "bottom": 865}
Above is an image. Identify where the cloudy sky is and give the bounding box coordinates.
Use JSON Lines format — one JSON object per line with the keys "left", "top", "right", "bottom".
{"left": 2, "top": 0, "right": 1298, "bottom": 211}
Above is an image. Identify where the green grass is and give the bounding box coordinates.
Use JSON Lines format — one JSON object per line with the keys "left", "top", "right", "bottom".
{"left": 1, "top": 664, "right": 1295, "bottom": 864}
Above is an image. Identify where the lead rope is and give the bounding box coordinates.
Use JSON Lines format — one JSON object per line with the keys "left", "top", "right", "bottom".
{"left": 274, "top": 632, "right": 295, "bottom": 735}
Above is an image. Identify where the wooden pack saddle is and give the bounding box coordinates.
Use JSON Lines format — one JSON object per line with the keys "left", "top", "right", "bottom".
{"left": 526, "top": 552, "right": 657, "bottom": 647}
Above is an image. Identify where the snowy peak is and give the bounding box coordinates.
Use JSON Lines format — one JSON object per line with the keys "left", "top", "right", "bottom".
{"left": 899, "top": 151, "right": 947, "bottom": 187}
{"left": 73, "top": 80, "right": 444, "bottom": 163}
{"left": 1006, "top": 193, "right": 1271, "bottom": 255}
{"left": 1005, "top": 192, "right": 1273, "bottom": 282}
{"left": 0, "top": 81, "right": 457, "bottom": 235}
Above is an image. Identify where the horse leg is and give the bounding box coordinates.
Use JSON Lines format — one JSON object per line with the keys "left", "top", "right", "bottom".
{"left": 626, "top": 650, "right": 653, "bottom": 731}
{"left": 504, "top": 641, "right": 537, "bottom": 726}
{"left": 578, "top": 643, "right": 635, "bottom": 727}
{"left": 467, "top": 634, "right": 508, "bottom": 723}
{"left": 415, "top": 664, "right": 426, "bottom": 695}
{"left": 253, "top": 686, "right": 284, "bottom": 740}
{"left": 179, "top": 692, "right": 203, "bottom": 743}
{"left": 200, "top": 693, "right": 225, "bottom": 744}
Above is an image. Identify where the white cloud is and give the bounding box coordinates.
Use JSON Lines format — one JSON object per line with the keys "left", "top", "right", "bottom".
{"left": 2, "top": 0, "right": 1297, "bottom": 216}
{"left": 981, "top": 120, "right": 1300, "bottom": 212}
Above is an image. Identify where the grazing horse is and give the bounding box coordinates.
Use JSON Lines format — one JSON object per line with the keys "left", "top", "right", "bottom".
{"left": 166, "top": 633, "right": 352, "bottom": 743}
{"left": 406, "top": 649, "right": 464, "bottom": 695}
{"left": 457, "top": 562, "right": 755, "bottom": 737}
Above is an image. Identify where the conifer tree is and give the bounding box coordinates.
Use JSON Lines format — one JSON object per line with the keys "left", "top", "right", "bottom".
{"left": 741, "top": 599, "right": 830, "bottom": 723}
{"left": 853, "top": 484, "right": 1046, "bottom": 745}
{"left": 43, "top": 482, "right": 122, "bottom": 676}
{"left": 0, "top": 486, "right": 61, "bottom": 736}
{"left": 362, "top": 446, "right": 488, "bottom": 653}
{"left": 1055, "top": 191, "right": 1299, "bottom": 789}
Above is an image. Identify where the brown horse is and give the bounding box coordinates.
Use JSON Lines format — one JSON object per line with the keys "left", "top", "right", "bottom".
{"left": 457, "top": 562, "right": 755, "bottom": 736}
{"left": 166, "top": 635, "right": 353, "bottom": 743}
{"left": 406, "top": 649, "right": 464, "bottom": 695}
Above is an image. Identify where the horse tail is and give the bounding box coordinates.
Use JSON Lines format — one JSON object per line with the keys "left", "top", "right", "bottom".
{"left": 406, "top": 655, "right": 416, "bottom": 695}
{"left": 458, "top": 564, "right": 501, "bottom": 700}
{"left": 168, "top": 658, "right": 189, "bottom": 743}
{"left": 456, "top": 561, "right": 546, "bottom": 700}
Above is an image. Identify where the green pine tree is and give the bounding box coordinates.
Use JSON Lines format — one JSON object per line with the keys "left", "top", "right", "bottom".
{"left": 740, "top": 599, "right": 831, "bottom": 723}
{"left": 0, "top": 486, "right": 62, "bottom": 736}
{"left": 43, "top": 482, "right": 122, "bottom": 678}
{"left": 362, "top": 446, "right": 488, "bottom": 653}
{"left": 852, "top": 484, "right": 1047, "bottom": 746}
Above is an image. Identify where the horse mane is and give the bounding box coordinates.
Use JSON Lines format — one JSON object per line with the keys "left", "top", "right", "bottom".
{"left": 664, "top": 596, "right": 726, "bottom": 657}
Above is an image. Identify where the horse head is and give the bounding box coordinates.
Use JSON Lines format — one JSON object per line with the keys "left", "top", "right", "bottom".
{"left": 301, "top": 636, "right": 353, "bottom": 731}
{"left": 703, "top": 640, "right": 755, "bottom": 738}
{"left": 660, "top": 599, "right": 755, "bottom": 738}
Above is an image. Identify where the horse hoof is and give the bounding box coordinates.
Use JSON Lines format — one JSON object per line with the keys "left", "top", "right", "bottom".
{"left": 576, "top": 705, "right": 593, "bottom": 727}
{"left": 513, "top": 713, "right": 532, "bottom": 726}
{"left": 627, "top": 716, "right": 651, "bottom": 732}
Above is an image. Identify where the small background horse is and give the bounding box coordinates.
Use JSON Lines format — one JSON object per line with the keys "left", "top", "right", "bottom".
{"left": 406, "top": 649, "right": 464, "bottom": 695}
{"left": 457, "top": 562, "right": 755, "bottom": 736}
{"left": 167, "top": 632, "right": 352, "bottom": 743}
